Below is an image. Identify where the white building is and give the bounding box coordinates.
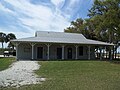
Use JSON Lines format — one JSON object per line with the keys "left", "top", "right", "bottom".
{"left": 11, "top": 31, "right": 114, "bottom": 60}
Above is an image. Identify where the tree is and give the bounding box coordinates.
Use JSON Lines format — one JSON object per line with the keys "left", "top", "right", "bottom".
{"left": 88, "top": 0, "right": 120, "bottom": 59}
{"left": 6, "top": 33, "right": 16, "bottom": 49}
{"left": 64, "top": 0, "right": 120, "bottom": 59}
{"left": 6, "top": 33, "right": 16, "bottom": 42}
{"left": 0, "top": 32, "right": 6, "bottom": 48}
{"left": 64, "top": 18, "right": 83, "bottom": 33}
{"left": 0, "top": 32, "right": 16, "bottom": 49}
{"left": 65, "top": 0, "right": 120, "bottom": 44}
{"left": 88, "top": 0, "right": 120, "bottom": 43}
{"left": 64, "top": 18, "right": 98, "bottom": 40}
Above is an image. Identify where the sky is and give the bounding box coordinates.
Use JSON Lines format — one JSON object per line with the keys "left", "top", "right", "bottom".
{"left": 0, "top": 0, "right": 93, "bottom": 39}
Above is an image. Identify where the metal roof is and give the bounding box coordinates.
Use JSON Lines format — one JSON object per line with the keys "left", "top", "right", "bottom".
{"left": 35, "top": 31, "right": 86, "bottom": 39}
{"left": 11, "top": 31, "right": 114, "bottom": 46}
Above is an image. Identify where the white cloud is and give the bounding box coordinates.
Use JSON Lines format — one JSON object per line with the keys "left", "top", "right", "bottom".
{"left": 0, "top": 28, "right": 34, "bottom": 48}
{"left": 0, "top": 3, "right": 15, "bottom": 14}
{"left": 0, "top": 0, "right": 70, "bottom": 38}
{"left": 51, "top": 0, "right": 65, "bottom": 7}
{"left": 3, "top": 0, "right": 70, "bottom": 34}
{"left": 0, "top": 27, "right": 33, "bottom": 39}
{"left": 1, "top": 0, "right": 93, "bottom": 39}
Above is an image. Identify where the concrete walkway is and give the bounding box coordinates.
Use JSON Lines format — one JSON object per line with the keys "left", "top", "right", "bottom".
{"left": 0, "top": 61, "right": 45, "bottom": 87}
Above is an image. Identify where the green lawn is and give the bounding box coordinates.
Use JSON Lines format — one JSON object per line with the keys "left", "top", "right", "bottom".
{"left": 0, "top": 57, "right": 15, "bottom": 71}
{"left": 5, "top": 60, "right": 120, "bottom": 90}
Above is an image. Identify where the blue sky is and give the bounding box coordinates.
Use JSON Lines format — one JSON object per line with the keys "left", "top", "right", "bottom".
{"left": 0, "top": 0, "right": 93, "bottom": 39}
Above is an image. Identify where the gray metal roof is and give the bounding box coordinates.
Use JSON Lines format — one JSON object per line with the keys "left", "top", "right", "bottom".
{"left": 12, "top": 31, "right": 114, "bottom": 46}
{"left": 35, "top": 31, "right": 86, "bottom": 39}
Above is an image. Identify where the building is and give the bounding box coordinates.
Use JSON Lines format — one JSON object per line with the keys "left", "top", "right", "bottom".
{"left": 11, "top": 31, "right": 114, "bottom": 60}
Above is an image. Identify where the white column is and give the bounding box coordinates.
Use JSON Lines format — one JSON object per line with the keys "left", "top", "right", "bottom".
{"left": 62, "top": 45, "right": 65, "bottom": 60}
{"left": 16, "top": 43, "right": 19, "bottom": 60}
{"left": 88, "top": 46, "right": 91, "bottom": 60}
{"left": 31, "top": 43, "right": 35, "bottom": 60}
{"left": 32, "top": 45, "right": 34, "bottom": 59}
{"left": 30, "top": 43, "right": 36, "bottom": 60}
{"left": 47, "top": 44, "right": 50, "bottom": 60}
{"left": 75, "top": 45, "right": 78, "bottom": 60}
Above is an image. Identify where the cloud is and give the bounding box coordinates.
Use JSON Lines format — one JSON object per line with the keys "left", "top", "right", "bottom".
{"left": 0, "top": 0, "right": 93, "bottom": 39}
{"left": 0, "top": 28, "right": 33, "bottom": 48}
{"left": 3, "top": 0, "right": 70, "bottom": 33}
{"left": 51, "top": 0, "right": 65, "bottom": 7}
{"left": 0, "top": 3, "right": 12, "bottom": 13}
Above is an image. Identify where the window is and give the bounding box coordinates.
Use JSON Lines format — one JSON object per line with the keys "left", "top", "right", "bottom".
{"left": 24, "top": 48, "right": 30, "bottom": 52}
{"left": 79, "top": 46, "right": 83, "bottom": 56}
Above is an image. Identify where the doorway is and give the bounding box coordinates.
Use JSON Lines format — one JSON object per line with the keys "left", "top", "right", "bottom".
{"left": 37, "top": 47, "right": 43, "bottom": 59}
{"left": 67, "top": 48, "right": 72, "bottom": 59}
{"left": 57, "top": 48, "right": 62, "bottom": 59}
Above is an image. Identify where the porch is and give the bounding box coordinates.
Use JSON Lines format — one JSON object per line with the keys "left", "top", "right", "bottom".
{"left": 15, "top": 42, "right": 113, "bottom": 60}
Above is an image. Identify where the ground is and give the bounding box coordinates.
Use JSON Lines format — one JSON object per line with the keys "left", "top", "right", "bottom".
{"left": 35, "top": 61, "right": 120, "bottom": 90}
{"left": 0, "top": 61, "right": 45, "bottom": 88}
{"left": 0, "top": 58, "right": 120, "bottom": 90}
{"left": 0, "top": 57, "right": 15, "bottom": 71}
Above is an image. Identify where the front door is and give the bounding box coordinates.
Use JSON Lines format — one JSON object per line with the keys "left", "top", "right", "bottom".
{"left": 57, "top": 48, "right": 62, "bottom": 59}
{"left": 37, "top": 47, "right": 43, "bottom": 59}
{"left": 67, "top": 48, "right": 72, "bottom": 59}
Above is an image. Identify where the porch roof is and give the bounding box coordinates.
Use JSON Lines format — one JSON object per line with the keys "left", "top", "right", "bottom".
{"left": 11, "top": 32, "right": 114, "bottom": 46}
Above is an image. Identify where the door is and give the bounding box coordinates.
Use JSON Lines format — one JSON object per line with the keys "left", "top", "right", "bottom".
{"left": 37, "top": 47, "right": 43, "bottom": 59}
{"left": 57, "top": 48, "right": 62, "bottom": 59}
{"left": 67, "top": 48, "right": 72, "bottom": 59}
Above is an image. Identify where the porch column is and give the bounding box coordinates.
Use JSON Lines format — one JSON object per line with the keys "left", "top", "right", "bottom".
{"left": 46, "top": 44, "right": 51, "bottom": 60}
{"left": 88, "top": 46, "right": 91, "bottom": 60}
{"left": 31, "top": 43, "right": 36, "bottom": 60}
{"left": 75, "top": 45, "right": 78, "bottom": 59}
{"left": 16, "top": 43, "right": 20, "bottom": 60}
{"left": 62, "top": 45, "right": 65, "bottom": 60}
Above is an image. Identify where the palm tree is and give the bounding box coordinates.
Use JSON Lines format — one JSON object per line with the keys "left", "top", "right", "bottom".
{"left": 0, "top": 32, "right": 6, "bottom": 48}
{"left": 6, "top": 33, "right": 16, "bottom": 42}
{"left": 6, "top": 33, "right": 16, "bottom": 49}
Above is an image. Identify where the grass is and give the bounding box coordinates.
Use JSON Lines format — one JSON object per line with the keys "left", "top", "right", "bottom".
{"left": 0, "top": 57, "right": 15, "bottom": 71}
{"left": 3, "top": 60, "right": 120, "bottom": 90}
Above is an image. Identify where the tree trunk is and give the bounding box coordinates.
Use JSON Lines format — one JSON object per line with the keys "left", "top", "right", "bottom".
{"left": 103, "top": 48, "right": 105, "bottom": 59}
{"left": 115, "top": 50, "right": 117, "bottom": 59}
{"left": 107, "top": 51, "right": 108, "bottom": 59}
{"left": 109, "top": 50, "right": 111, "bottom": 60}
{"left": 12, "top": 45, "right": 14, "bottom": 50}
{"left": 112, "top": 46, "right": 114, "bottom": 60}
{"left": 1, "top": 42, "right": 4, "bottom": 49}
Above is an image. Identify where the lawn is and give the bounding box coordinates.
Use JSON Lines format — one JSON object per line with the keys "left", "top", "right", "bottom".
{"left": 0, "top": 57, "right": 15, "bottom": 71}
{"left": 5, "top": 60, "right": 120, "bottom": 90}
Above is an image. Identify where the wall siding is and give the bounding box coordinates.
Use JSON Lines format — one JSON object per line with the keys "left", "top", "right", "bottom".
{"left": 18, "top": 43, "right": 32, "bottom": 59}
{"left": 17, "top": 43, "right": 95, "bottom": 60}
